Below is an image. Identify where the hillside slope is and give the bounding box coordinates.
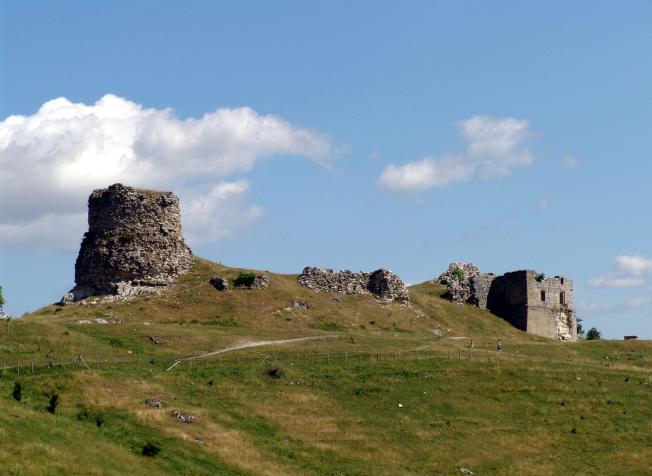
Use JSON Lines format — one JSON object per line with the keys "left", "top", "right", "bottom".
{"left": 1, "top": 258, "right": 650, "bottom": 475}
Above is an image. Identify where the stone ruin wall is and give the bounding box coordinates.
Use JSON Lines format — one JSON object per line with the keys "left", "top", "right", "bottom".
{"left": 298, "top": 267, "right": 410, "bottom": 303}
{"left": 438, "top": 263, "right": 577, "bottom": 341}
{"left": 62, "top": 183, "right": 194, "bottom": 303}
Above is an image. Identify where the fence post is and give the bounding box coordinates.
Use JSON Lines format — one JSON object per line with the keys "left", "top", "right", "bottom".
{"left": 31, "top": 362, "right": 34, "bottom": 373}
{"left": 17, "top": 362, "right": 20, "bottom": 375}
{"left": 345, "top": 352, "right": 348, "bottom": 364}
{"left": 250, "top": 355, "right": 253, "bottom": 368}
{"left": 458, "top": 349, "right": 461, "bottom": 360}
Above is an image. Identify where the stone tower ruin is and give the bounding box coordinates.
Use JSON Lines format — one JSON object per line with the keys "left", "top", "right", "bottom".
{"left": 439, "top": 263, "right": 577, "bottom": 340}
{"left": 62, "top": 183, "right": 194, "bottom": 303}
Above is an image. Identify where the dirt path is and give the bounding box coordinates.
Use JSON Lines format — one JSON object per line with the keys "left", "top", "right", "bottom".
{"left": 166, "top": 335, "right": 335, "bottom": 371}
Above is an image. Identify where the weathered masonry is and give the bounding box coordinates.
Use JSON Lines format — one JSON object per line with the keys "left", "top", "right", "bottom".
{"left": 439, "top": 263, "right": 577, "bottom": 340}
{"left": 478, "top": 271, "right": 576, "bottom": 341}
{"left": 61, "top": 183, "right": 194, "bottom": 303}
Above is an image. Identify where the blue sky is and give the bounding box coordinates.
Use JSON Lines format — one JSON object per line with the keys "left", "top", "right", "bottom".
{"left": 1, "top": 1, "right": 651, "bottom": 338}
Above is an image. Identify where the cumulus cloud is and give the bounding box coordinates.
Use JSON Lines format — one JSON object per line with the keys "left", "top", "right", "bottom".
{"left": 0, "top": 94, "right": 334, "bottom": 250}
{"left": 588, "top": 254, "right": 652, "bottom": 288}
{"left": 587, "top": 276, "right": 645, "bottom": 288}
{"left": 183, "top": 181, "right": 264, "bottom": 245}
{"left": 615, "top": 255, "right": 652, "bottom": 276}
{"left": 378, "top": 116, "right": 533, "bottom": 193}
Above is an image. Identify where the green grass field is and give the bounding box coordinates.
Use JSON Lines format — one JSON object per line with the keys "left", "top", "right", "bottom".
{"left": 0, "top": 259, "right": 650, "bottom": 475}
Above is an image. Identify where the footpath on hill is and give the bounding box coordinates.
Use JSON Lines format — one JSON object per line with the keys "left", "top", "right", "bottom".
{"left": 166, "top": 335, "right": 337, "bottom": 371}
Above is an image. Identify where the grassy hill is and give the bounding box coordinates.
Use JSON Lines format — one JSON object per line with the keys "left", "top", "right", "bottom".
{"left": 1, "top": 259, "right": 650, "bottom": 475}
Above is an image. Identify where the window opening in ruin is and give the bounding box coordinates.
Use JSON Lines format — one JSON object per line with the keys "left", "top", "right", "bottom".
{"left": 560, "top": 291, "right": 565, "bottom": 305}
{"left": 540, "top": 290, "right": 546, "bottom": 302}
{"left": 561, "top": 278, "right": 564, "bottom": 284}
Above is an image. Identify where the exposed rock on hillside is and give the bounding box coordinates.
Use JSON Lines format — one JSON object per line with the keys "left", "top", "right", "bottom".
{"left": 209, "top": 276, "right": 229, "bottom": 292}
{"left": 298, "top": 267, "right": 410, "bottom": 303}
{"left": 61, "top": 183, "right": 194, "bottom": 303}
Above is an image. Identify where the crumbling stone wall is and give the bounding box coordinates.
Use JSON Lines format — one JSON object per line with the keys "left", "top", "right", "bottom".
{"left": 437, "top": 262, "right": 480, "bottom": 304}
{"left": 299, "top": 267, "right": 409, "bottom": 303}
{"left": 62, "top": 183, "right": 194, "bottom": 302}
{"left": 438, "top": 263, "right": 577, "bottom": 341}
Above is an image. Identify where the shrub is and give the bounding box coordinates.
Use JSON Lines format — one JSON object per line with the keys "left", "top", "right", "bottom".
{"left": 77, "top": 406, "right": 105, "bottom": 427}
{"left": 535, "top": 273, "right": 546, "bottom": 282}
{"left": 0, "top": 285, "right": 4, "bottom": 308}
{"left": 452, "top": 268, "right": 465, "bottom": 282}
{"left": 234, "top": 272, "right": 256, "bottom": 287}
{"left": 12, "top": 381, "right": 22, "bottom": 401}
{"left": 142, "top": 442, "right": 160, "bottom": 457}
{"left": 266, "top": 366, "right": 283, "bottom": 379}
{"left": 47, "top": 394, "right": 59, "bottom": 414}
{"left": 586, "top": 327, "right": 602, "bottom": 340}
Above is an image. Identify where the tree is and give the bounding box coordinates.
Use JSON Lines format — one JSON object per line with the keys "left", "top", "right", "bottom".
{"left": 576, "top": 318, "right": 585, "bottom": 337}
{"left": 586, "top": 327, "right": 602, "bottom": 340}
{"left": 0, "top": 285, "right": 4, "bottom": 309}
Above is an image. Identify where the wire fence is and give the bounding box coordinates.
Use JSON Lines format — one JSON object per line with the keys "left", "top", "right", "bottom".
{"left": 2, "top": 345, "right": 650, "bottom": 379}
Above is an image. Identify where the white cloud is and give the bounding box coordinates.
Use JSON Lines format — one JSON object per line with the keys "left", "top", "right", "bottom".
{"left": 0, "top": 94, "right": 334, "bottom": 249}
{"left": 587, "top": 276, "right": 645, "bottom": 288}
{"left": 615, "top": 255, "right": 652, "bottom": 276}
{"left": 563, "top": 155, "right": 579, "bottom": 169}
{"left": 588, "top": 254, "right": 652, "bottom": 288}
{"left": 537, "top": 200, "right": 549, "bottom": 211}
{"left": 0, "top": 212, "right": 87, "bottom": 251}
{"left": 378, "top": 116, "right": 533, "bottom": 193}
{"left": 627, "top": 296, "right": 652, "bottom": 309}
{"left": 183, "top": 181, "right": 264, "bottom": 245}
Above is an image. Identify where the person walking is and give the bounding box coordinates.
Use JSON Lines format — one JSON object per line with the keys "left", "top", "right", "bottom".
{"left": 470, "top": 338, "right": 475, "bottom": 350}
{"left": 496, "top": 339, "right": 502, "bottom": 351}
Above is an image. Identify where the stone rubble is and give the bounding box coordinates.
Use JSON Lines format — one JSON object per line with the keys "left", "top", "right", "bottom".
{"left": 292, "top": 300, "right": 312, "bottom": 310}
{"left": 252, "top": 274, "right": 271, "bottom": 289}
{"left": 298, "top": 266, "right": 409, "bottom": 303}
{"left": 146, "top": 399, "right": 162, "bottom": 408}
{"left": 437, "top": 262, "right": 480, "bottom": 304}
{"left": 172, "top": 410, "right": 196, "bottom": 423}
{"left": 209, "top": 276, "right": 229, "bottom": 291}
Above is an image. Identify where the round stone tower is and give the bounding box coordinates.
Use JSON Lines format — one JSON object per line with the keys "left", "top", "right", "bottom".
{"left": 62, "top": 183, "right": 194, "bottom": 302}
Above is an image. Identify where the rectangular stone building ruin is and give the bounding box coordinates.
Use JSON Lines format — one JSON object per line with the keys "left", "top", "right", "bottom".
{"left": 473, "top": 270, "right": 577, "bottom": 340}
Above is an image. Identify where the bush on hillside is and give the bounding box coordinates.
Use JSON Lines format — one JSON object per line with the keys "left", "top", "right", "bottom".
{"left": 47, "top": 393, "right": 60, "bottom": 414}
{"left": 234, "top": 272, "right": 256, "bottom": 287}
{"left": 452, "top": 268, "right": 465, "bottom": 282}
{"left": 12, "top": 381, "right": 22, "bottom": 401}
{"left": 535, "top": 273, "right": 546, "bottom": 282}
{"left": 586, "top": 327, "right": 602, "bottom": 340}
{"left": 142, "top": 442, "right": 160, "bottom": 457}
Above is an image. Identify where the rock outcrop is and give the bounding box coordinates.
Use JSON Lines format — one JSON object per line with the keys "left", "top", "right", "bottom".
{"left": 298, "top": 267, "right": 409, "bottom": 303}
{"left": 62, "top": 184, "right": 194, "bottom": 303}
{"left": 209, "top": 276, "right": 229, "bottom": 292}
